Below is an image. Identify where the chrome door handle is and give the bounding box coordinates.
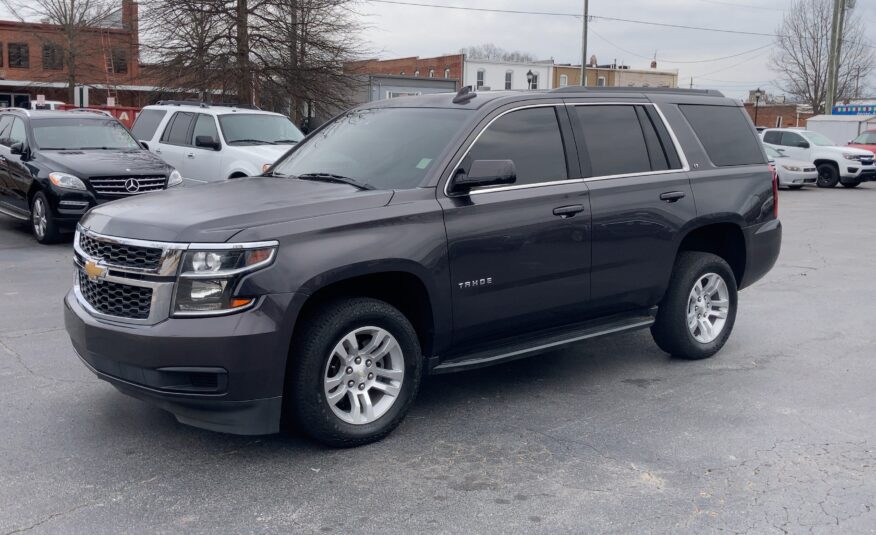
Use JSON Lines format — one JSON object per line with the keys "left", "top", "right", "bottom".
{"left": 659, "top": 191, "right": 686, "bottom": 203}
{"left": 186, "top": 153, "right": 194, "bottom": 159}
{"left": 553, "top": 204, "right": 586, "bottom": 218}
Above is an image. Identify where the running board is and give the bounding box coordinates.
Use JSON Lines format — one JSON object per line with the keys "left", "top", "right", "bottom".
{"left": 0, "top": 204, "right": 28, "bottom": 221}
{"left": 431, "top": 309, "right": 656, "bottom": 374}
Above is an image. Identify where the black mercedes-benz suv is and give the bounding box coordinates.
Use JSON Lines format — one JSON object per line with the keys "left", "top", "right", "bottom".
{"left": 0, "top": 109, "right": 181, "bottom": 243}
{"left": 65, "top": 87, "right": 781, "bottom": 446}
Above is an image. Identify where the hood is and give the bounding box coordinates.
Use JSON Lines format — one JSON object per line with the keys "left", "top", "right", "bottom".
{"left": 821, "top": 145, "right": 874, "bottom": 157}
{"left": 229, "top": 143, "right": 295, "bottom": 162}
{"left": 80, "top": 176, "right": 394, "bottom": 243}
{"left": 849, "top": 144, "right": 876, "bottom": 155}
{"left": 40, "top": 149, "right": 172, "bottom": 178}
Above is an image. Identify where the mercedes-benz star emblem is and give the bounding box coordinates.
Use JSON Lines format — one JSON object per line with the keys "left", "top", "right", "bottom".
{"left": 124, "top": 178, "right": 140, "bottom": 193}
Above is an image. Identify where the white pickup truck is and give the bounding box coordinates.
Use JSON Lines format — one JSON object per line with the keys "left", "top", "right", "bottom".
{"left": 761, "top": 128, "right": 876, "bottom": 188}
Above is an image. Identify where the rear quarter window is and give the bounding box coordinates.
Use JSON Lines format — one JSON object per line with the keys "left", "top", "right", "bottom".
{"left": 680, "top": 104, "right": 765, "bottom": 166}
{"left": 131, "top": 109, "right": 167, "bottom": 141}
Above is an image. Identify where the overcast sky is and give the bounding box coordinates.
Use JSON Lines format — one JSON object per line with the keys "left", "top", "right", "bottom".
{"left": 357, "top": 0, "right": 876, "bottom": 100}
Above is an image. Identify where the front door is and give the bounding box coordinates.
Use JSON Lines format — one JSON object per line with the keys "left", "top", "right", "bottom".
{"left": 440, "top": 104, "right": 592, "bottom": 347}
{"left": 181, "top": 113, "right": 223, "bottom": 182}
{"left": 3, "top": 117, "right": 31, "bottom": 212}
{"left": 566, "top": 102, "right": 696, "bottom": 314}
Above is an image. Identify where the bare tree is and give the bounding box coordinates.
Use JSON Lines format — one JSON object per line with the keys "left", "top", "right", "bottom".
{"left": 770, "top": 0, "right": 874, "bottom": 113}
{"left": 2, "top": 0, "right": 119, "bottom": 103}
{"left": 459, "top": 44, "right": 536, "bottom": 63}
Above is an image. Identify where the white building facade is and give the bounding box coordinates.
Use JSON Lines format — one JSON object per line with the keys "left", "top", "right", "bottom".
{"left": 463, "top": 59, "right": 554, "bottom": 91}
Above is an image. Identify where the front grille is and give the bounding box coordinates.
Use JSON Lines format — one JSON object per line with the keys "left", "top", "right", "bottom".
{"left": 79, "top": 233, "right": 163, "bottom": 271}
{"left": 804, "top": 167, "right": 816, "bottom": 172}
{"left": 89, "top": 175, "right": 166, "bottom": 196}
{"left": 861, "top": 159, "right": 874, "bottom": 166}
{"left": 77, "top": 270, "right": 153, "bottom": 319}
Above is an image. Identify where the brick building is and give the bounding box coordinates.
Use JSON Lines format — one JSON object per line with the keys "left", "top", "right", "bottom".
{"left": 0, "top": 0, "right": 162, "bottom": 108}
{"left": 345, "top": 54, "right": 464, "bottom": 88}
{"left": 744, "top": 103, "right": 814, "bottom": 129}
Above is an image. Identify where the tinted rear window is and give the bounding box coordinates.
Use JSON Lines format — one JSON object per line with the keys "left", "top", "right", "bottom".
{"left": 574, "top": 105, "right": 652, "bottom": 176}
{"left": 131, "top": 109, "right": 166, "bottom": 141}
{"left": 680, "top": 104, "right": 765, "bottom": 166}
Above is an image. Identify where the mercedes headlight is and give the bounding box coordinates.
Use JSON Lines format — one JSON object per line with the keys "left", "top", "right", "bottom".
{"left": 173, "top": 243, "right": 278, "bottom": 316}
{"left": 168, "top": 169, "right": 183, "bottom": 187}
{"left": 49, "top": 172, "right": 87, "bottom": 190}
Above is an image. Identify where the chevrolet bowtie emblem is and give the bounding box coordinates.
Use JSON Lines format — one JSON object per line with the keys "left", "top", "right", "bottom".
{"left": 84, "top": 260, "right": 108, "bottom": 282}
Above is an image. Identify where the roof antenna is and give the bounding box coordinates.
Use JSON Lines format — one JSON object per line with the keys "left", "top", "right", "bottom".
{"left": 453, "top": 85, "right": 477, "bottom": 105}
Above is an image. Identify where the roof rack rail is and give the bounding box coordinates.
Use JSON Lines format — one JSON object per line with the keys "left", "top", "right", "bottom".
{"left": 68, "top": 108, "right": 114, "bottom": 117}
{"left": 154, "top": 100, "right": 262, "bottom": 111}
{"left": 3, "top": 107, "right": 30, "bottom": 116}
{"left": 550, "top": 86, "right": 725, "bottom": 97}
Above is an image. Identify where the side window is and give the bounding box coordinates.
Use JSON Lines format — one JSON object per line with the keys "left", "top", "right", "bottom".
{"left": 191, "top": 114, "right": 220, "bottom": 146}
{"left": 8, "top": 118, "right": 26, "bottom": 146}
{"left": 0, "top": 116, "right": 13, "bottom": 145}
{"left": 573, "top": 105, "right": 652, "bottom": 176}
{"left": 130, "top": 109, "right": 167, "bottom": 141}
{"left": 679, "top": 104, "right": 765, "bottom": 166}
{"left": 161, "top": 112, "right": 195, "bottom": 145}
{"left": 463, "top": 106, "right": 567, "bottom": 187}
{"left": 781, "top": 131, "right": 804, "bottom": 147}
{"left": 763, "top": 131, "right": 781, "bottom": 145}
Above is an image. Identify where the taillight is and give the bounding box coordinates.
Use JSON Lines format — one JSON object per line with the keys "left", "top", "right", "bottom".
{"left": 769, "top": 163, "right": 779, "bottom": 218}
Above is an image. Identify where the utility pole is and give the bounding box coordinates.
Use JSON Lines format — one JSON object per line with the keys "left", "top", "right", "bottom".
{"left": 580, "top": 0, "right": 589, "bottom": 87}
{"left": 825, "top": 0, "right": 848, "bottom": 115}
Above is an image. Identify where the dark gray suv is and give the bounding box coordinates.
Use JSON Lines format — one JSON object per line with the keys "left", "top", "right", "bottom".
{"left": 65, "top": 87, "right": 781, "bottom": 446}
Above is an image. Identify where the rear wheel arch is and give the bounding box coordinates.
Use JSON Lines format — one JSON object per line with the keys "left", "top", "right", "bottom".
{"left": 674, "top": 222, "right": 746, "bottom": 287}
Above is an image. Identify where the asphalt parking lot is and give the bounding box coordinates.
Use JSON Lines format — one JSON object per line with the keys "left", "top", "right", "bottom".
{"left": 1, "top": 185, "right": 875, "bottom": 534}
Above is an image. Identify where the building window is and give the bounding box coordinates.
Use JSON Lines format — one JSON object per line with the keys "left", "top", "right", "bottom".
{"left": 476, "top": 69, "right": 485, "bottom": 89}
{"left": 0, "top": 44, "right": 4, "bottom": 68}
{"left": 429, "top": 69, "right": 435, "bottom": 78}
{"left": 111, "top": 48, "right": 128, "bottom": 74}
{"left": 444, "top": 68, "right": 450, "bottom": 78}
{"left": 775, "top": 116, "right": 783, "bottom": 128}
{"left": 42, "top": 44, "right": 63, "bottom": 70}
{"left": 597, "top": 76, "right": 606, "bottom": 87}
{"left": 559, "top": 74, "right": 568, "bottom": 87}
{"left": 414, "top": 69, "right": 420, "bottom": 77}
{"left": 530, "top": 73, "right": 539, "bottom": 89}
{"left": 505, "top": 71, "right": 513, "bottom": 90}
{"left": 8, "top": 43, "right": 29, "bottom": 69}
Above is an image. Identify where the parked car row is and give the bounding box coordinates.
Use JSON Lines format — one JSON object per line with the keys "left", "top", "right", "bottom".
{"left": 761, "top": 127, "right": 876, "bottom": 189}
{"left": 0, "top": 102, "right": 305, "bottom": 243}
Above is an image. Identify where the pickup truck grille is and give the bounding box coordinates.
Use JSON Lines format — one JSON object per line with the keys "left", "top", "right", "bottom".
{"left": 79, "top": 233, "right": 164, "bottom": 271}
{"left": 77, "top": 270, "right": 153, "bottom": 319}
{"left": 860, "top": 157, "right": 874, "bottom": 166}
{"left": 89, "top": 175, "right": 166, "bottom": 196}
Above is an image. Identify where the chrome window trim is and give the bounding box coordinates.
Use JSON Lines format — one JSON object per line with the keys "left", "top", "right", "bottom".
{"left": 442, "top": 101, "right": 691, "bottom": 197}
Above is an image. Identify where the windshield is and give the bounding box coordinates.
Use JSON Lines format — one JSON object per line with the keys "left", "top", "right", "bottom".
{"left": 33, "top": 118, "right": 140, "bottom": 150}
{"left": 801, "top": 131, "right": 835, "bottom": 147}
{"left": 764, "top": 146, "right": 784, "bottom": 159}
{"left": 218, "top": 114, "right": 304, "bottom": 145}
{"left": 272, "top": 108, "right": 470, "bottom": 190}
{"left": 852, "top": 132, "right": 876, "bottom": 144}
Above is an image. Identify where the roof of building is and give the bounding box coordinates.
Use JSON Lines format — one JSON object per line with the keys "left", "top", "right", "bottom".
{"left": 807, "top": 114, "right": 876, "bottom": 122}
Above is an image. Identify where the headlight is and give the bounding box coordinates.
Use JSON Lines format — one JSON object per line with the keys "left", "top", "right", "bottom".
{"left": 173, "top": 243, "right": 277, "bottom": 316}
{"left": 168, "top": 169, "right": 183, "bottom": 187}
{"left": 49, "top": 172, "right": 87, "bottom": 190}
{"left": 781, "top": 165, "right": 802, "bottom": 172}
{"left": 843, "top": 153, "right": 862, "bottom": 161}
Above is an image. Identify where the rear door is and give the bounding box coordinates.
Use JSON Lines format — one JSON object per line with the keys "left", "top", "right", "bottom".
{"left": 154, "top": 111, "right": 195, "bottom": 174}
{"left": 3, "top": 117, "right": 31, "bottom": 212}
{"left": 439, "top": 103, "right": 592, "bottom": 346}
{"left": 566, "top": 101, "right": 694, "bottom": 315}
{"left": 181, "top": 113, "right": 223, "bottom": 182}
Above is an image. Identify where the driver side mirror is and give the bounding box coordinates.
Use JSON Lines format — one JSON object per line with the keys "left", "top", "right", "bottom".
{"left": 195, "top": 135, "right": 220, "bottom": 150}
{"left": 795, "top": 140, "right": 810, "bottom": 149}
{"left": 452, "top": 159, "right": 517, "bottom": 193}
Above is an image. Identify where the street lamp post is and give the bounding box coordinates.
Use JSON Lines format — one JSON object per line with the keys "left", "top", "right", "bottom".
{"left": 754, "top": 87, "right": 763, "bottom": 126}
{"left": 526, "top": 70, "right": 534, "bottom": 90}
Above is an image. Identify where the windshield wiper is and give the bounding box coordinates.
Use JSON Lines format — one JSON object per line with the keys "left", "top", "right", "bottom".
{"left": 273, "top": 139, "right": 300, "bottom": 144}
{"left": 229, "top": 139, "right": 276, "bottom": 145}
{"left": 296, "top": 173, "right": 375, "bottom": 191}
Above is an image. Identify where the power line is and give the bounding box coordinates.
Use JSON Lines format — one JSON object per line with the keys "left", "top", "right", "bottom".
{"left": 589, "top": 27, "right": 772, "bottom": 64}
{"left": 364, "top": 0, "right": 779, "bottom": 37}
{"left": 698, "top": 0, "right": 787, "bottom": 11}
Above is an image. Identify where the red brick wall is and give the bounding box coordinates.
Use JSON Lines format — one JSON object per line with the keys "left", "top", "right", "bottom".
{"left": 744, "top": 103, "right": 814, "bottom": 129}
{"left": 346, "top": 54, "right": 464, "bottom": 86}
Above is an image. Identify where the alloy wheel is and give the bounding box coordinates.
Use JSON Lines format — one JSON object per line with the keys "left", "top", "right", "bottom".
{"left": 323, "top": 326, "right": 405, "bottom": 425}
{"left": 32, "top": 198, "right": 47, "bottom": 239}
{"left": 686, "top": 273, "right": 730, "bottom": 344}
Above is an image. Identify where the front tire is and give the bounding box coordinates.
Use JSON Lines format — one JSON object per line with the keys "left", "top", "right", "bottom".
{"left": 30, "top": 191, "right": 61, "bottom": 244}
{"left": 816, "top": 163, "right": 840, "bottom": 188}
{"left": 286, "top": 298, "right": 423, "bottom": 447}
{"left": 651, "top": 252, "right": 738, "bottom": 360}
{"left": 841, "top": 180, "right": 861, "bottom": 188}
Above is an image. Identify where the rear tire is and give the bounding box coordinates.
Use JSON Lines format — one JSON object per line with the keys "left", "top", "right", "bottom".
{"left": 30, "top": 192, "right": 61, "bottom": 244}
{"left": 651, "top": 252, "right": 738, "bottom": 360}
{"left": 816, "top": 163, "right": 839, "bottom": 188}
{"left": 286, "top": 298, "right": 423, "bottom": 447}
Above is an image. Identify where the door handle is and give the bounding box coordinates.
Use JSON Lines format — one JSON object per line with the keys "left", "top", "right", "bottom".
{"left": 187, "top": 153, "right": 195, "bottom": 159}
{"left": 553, "top": 204, "right": 586, "bottom": 218}
{"left": 659, "top": 191, "right": 686, "bottom": 203}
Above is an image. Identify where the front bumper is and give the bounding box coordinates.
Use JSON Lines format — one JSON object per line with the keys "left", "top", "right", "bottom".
{"left": 64, "top": 289, "right": 304, "bottom": 435}
{"left": 842, "top": 163, "right": 876, "bottom": 181}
